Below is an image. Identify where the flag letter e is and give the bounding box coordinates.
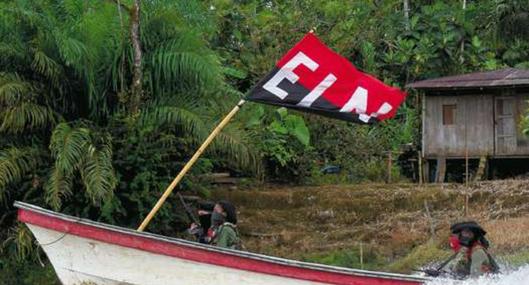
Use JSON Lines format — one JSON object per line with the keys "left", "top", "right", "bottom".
{"left": 263, "top": 52, "right": 318, "bottom": 100}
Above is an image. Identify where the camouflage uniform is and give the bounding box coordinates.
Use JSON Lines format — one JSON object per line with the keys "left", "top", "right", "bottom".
{"left": 211, "top": 222, "right": 240, "bottom": 249}
{"left": 443, "top": 245, "right": 495, "bottom": 278}
{"left": 469, "top": 245, "right": 495, "bottom": 277}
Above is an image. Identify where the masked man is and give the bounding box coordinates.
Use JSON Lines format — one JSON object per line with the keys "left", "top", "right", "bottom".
{"left": 209, "top": 201, "right": 241, "bottom": 249}
{"left": 427, "top": 221, "right": 499, "bottom": 279}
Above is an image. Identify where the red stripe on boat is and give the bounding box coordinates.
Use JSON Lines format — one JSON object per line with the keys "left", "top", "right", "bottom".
{"left": 18, "top": 208, "right": 422, "bottom": 285}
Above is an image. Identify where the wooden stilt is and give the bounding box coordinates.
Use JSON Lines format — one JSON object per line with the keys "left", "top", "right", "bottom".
{"left": 474, "top": 156, "right": 487, "bottom": 182}
{"left": 465, "top": 149, "right": 469, "bottom": 186}
{"left": 418, "top": 151, "right": 423, "bottom": 185}
{"left": 423, "top": 159, "right": 430, "bottom": 183}
{"left": 137, "top": 99, "right": 246, "bottom": 231}
{"left": 435, "top": 157, "right": 446, "bottom": 183}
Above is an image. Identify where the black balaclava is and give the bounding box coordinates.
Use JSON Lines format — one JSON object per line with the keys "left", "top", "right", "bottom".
{"left": 211, "top": 211, "right": 225, "bottom": 226}
{"left": 218, "top": 200, "right": 237, "bottom": 224}
{"left": 458, "top": 233, "right": 476, "bottom": 247}
{"left": 450, "top": 221, "right": 487, "bottom": 248}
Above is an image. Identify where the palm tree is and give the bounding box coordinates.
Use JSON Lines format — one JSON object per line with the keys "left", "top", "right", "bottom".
{"left": 0, "top": 0, "right": 258, "bottom": 246}
{"left": 494, "top": 0, "right": 529, "bottom": 42}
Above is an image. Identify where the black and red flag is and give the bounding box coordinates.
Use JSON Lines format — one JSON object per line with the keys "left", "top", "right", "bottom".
{"left": 246, "top": 33, "right": 406, "bottom": 124}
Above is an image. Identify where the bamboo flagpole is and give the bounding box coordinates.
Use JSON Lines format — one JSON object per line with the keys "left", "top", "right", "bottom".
{"left": 137, "top": 29, "right": 408, "bottom": 231}
{"left": 137, "top": 99, "right": 246, "bottom": 231}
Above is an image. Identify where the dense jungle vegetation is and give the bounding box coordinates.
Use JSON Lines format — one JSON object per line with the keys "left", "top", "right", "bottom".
{"left": 1, "top": 0, "right": 528, "bottom": 283}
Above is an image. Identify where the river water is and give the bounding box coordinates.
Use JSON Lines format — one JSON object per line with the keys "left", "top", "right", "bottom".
{"left": 425, "top": 265, "right": 529, "bottom": 285}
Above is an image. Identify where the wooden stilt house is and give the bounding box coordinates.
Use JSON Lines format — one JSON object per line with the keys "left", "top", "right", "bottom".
{"left": 407, "top": 68, "right": 529, "bottom": 182}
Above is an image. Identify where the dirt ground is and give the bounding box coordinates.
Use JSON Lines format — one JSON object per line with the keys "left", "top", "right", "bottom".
{"left": 211, "top": 179, "right": 529, "bottom": 273}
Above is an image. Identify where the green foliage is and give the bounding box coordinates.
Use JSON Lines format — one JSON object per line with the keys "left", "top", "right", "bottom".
{"left": 494, "top": 0, "right": 529, "bottom": 44}
{"left": 211, "top": 0, "right": 528, "bottom": 185}
{"left": 0, "top": 147, "right": 42, "bottom": 201}
{"left": 522, "top": 107, "right": 529, "bottom": 137}
{"left": 387, "top": 240, "right": 451, "bottom": 273}
{"left": 0, "top": 0, "right": 257, "bottom": 215}
{"left": 1, "top": 0, "right": 529, "bottom": 283}
{"left": 0, "top": 73, "right": 60, "bottom": 133}
{"left": 303, "top": 246, "right": 386, "bottom": 271}
{"left": 248, "top": 107, "right": 312, "bottom": 181}
{"left": 269, "top": 108, "right": 310, "bottom": 147}
{"left": 45, "top": 122, "right": 116, "bottom": 210}
{"left": 0, "top": 260, "right": 59, "bottom": 285}
{"left": 502, "top": 250, "right": 529, "bottom": 268}
{"left": 0, "top": 2, "right": 258, "bottom": 282}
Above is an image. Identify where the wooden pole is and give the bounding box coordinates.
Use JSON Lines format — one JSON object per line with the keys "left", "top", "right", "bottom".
{"left": 465, "top": 148, "right": 469, "bottom": 186}
{"left": 418, "top": 151, "right": 423, "bottom": 185}
{"left": 424, "top": 200, "right": 435, "bottom": 239}
{"left": 387, "top": 151, "right": 392, "bottom": 183}
{"left": 137, "top": 99, "right": 246, "bottom": 231}
{"left": 464, "top": 192, "right": 469, "bottom": 217}
{"left": 359, "top": 242, "right": 364, "bottom": 270}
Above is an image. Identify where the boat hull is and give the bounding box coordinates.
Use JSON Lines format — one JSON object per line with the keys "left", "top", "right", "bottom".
{"left": 16, "top": 202, "right": 428, "bottom": 285}
{"left": 27, "top": 224, "right": 331, "bottom": 285}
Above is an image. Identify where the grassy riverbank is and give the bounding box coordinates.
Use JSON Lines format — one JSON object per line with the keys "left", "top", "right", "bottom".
{"left": 3, "top": 180, "right": 529, "bottom": 284}
{"left": 212, "top": 179, "right": 529, "bottom": 273}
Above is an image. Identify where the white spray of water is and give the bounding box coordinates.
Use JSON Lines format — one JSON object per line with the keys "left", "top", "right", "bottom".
{"left": 425, "top": 265, "right": 529, "bottom": 285}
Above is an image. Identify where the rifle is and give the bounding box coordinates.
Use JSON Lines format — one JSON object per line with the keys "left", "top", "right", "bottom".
{"left": 414, "top": 252, "right": 459, "bottom": 278}
{"left": 177, "top": 192, "right": 201, "bottom": 226}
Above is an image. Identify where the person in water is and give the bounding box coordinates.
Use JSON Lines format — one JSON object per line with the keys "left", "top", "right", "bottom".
{"left": 189, "top": 200, "right": 241, "bottom": 249}
{"left": 426, "top": 221, "right": 499, "bottom": 279}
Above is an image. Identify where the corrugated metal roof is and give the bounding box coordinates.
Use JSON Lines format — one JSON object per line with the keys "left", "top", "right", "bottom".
{"left": 406, "top": 68, "right": 529, "bottom": 89}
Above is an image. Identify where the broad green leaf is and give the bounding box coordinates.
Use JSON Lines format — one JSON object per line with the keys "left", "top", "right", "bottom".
{"left": 245, "top": 106, "right": 264, "bottom": 127}
{"left": 222, "top": 66, "right": 247, "bottom": 79}
{"left": 269, "top": 121, "right": 288, "bottom": 135}
{"left": 285, "top": 115, "right": 310, "bottom": 146}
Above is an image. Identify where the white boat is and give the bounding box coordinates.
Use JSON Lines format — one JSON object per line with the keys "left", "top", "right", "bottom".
{"left": 15, "top": 201, "right": 429, "bottom": 285}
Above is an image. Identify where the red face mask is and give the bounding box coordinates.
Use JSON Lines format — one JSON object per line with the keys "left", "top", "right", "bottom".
{"left": 449, "top": 235, "right": 461, "bottom": 252}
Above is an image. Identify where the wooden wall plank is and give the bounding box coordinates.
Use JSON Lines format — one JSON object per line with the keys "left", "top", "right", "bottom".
{"left": 423, "top": 95, "right": 494, "bottom": 158}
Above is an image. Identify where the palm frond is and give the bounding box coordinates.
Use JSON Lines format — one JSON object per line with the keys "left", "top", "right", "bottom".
{"left": 55, "top": 32, "right": 90, "bottom": 68}
{"left": 0, "top": 102, "right": 59, "bottom": 133}
{"left": 0, "top": 147, "right": 40, "bottom": 201}
{"left": 0, "top": 73, "right": 33, "bottom": 106}
{"left": 32, "top": 51, "right": 64, "bottom": 88}
{"left": 0, "top": 72, "right": 60, "bottom": 133}
{"left": 45, "top": 122, "right": 89, "bottom": 209}
{"left": 0, "top": 41, "right": 27, "bottom": 66}
{"left": 140, "top": 104, "right": 208, "bottom": 139}
{"left": 147, "top": 32, "right": 223, "bottom": 95}
{"left": 44, "top": 166, "right": 73, "bottom": 210}
{"left": 61, "top": 0, "right": 85, "bottom": 20}
{"left": 4, "top": 223, "right": 39, "bottom": 262}
{"left": 80, "top": 138, "right": 117, "bottom": 205}
{"left": 49, "top": 123, "right": 91, "bottom": 173}
{"left": 213, "top": 127, "right": 261, "bottom": 174}
{"left": 46, "top": 122, "right": 117, "bottom": 209}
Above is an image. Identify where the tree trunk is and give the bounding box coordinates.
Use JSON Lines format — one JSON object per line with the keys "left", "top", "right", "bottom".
{"left": 130, "top": 0, "right": 142, "bottom": 114}
{"left": 460, "top": 0, "right": 466, "bottom": 63}
{"left": 403, "top": 0, "right": 410, "bottom": 31}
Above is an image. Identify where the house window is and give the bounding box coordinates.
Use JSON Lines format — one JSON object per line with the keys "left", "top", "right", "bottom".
{"left": 442, "top": 104, "right": 456, "bottom": 125}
